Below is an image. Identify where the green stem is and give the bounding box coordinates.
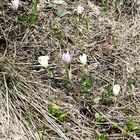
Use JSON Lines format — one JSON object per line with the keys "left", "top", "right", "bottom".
{"left": 44, "top": 68, "right": 53, "bottom": 77}
{"left": 66, "top": 66, "right": 72, "bottom": 82}
{"left": 30, "top": 0, "right": 38, "bottom": 25}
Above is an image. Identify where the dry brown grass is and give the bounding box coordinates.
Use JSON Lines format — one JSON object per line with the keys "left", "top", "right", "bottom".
{"left": 0, "top": 0, "right": 140, "bottom": 140}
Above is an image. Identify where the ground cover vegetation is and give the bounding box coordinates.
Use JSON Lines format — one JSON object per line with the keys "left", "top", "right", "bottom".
{"left": 0, "top": 0, "right": 140, "bottom": 139}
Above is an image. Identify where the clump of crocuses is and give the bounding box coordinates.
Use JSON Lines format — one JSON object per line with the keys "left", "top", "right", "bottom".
{"left": 62, "top": 51, "right": 72, "bottom": 81}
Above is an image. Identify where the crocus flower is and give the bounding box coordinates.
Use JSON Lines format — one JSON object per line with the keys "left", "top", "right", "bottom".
{"left": 94, "top": 97, "right": 100, "bottom": 104}
{"left": 76, "top": 5, "right": 84, "bottom": 15}
{"left": 62, "top": 51, "right": 71, "bottom": 67}
{"left": 62, "top": 51, "right": 72, "bottom": 81}
{"left": 9, "top": 0, "right": 20, "bottom": 11}
{"left": 38, "top": 55, "right": 49, "bottom": 68}
{"left": 113, "top": 84, "right": 121, "bottom": 96}
{"left": 79, "top": 53, "right": 87, "bottom": 66}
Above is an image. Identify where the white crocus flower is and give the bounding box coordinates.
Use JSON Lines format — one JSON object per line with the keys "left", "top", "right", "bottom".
{"left": 94, "top": 97, "right": 100, "bottom": 105}
{"left": 79, "top": 53, "right": 87, "bottom": 66}
{"left": 113, "top": 84, "right": 121, "bottom": 96}
{"left": 9, "top": 0, "right": 20, "bottom": 11}
{"left": 62, "top": 51, "right": 71, "bottom": 66}
{"left": 76, "top": 5, "right": 84, "bottom": 15}
{"left": 38, "top": 56, "right": 49, "bottom": 68}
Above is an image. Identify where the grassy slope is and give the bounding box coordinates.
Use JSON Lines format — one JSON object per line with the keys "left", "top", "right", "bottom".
{"left": 0, "top": 0, "right": 140, "bottom": 140}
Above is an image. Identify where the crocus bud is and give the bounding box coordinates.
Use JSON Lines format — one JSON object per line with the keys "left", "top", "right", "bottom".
{"left": 76, "top": 5, "right": 84, "bottom": 15}
{"left": 38, "top": 55, "right": 49, "bottom": 68}
{"left": 62, "top": 51, "right": 72, "bottom": 81}
{"left": 79, "top": 53, "right": 87, "bottom": 66}
{"left": 9, "top": 0, "right": 19, "bottom": 11}
{"left": 62, "top": 51, "right": 71, "bottom": 66}
{"left": 113, "top": 84, "right": 121, "bottom": 96}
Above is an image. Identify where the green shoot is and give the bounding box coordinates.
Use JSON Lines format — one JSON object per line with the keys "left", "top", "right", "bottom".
{"left": 39, "top": 127, "right": 45, "bottom": 140}
{"left": 124, "top": 118, "right": 138, "bottom": 132}
{"left": 29, "top": 0, "right": 39, "bottom": 26}
{"left": 48, "top": 103, "right": 67, "bottom": 122}
{"left": 107, "top": 83, "right": 111, "bottom": 97}
{"left": 96, "top": 133, "right": 108, "bottom": 140}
